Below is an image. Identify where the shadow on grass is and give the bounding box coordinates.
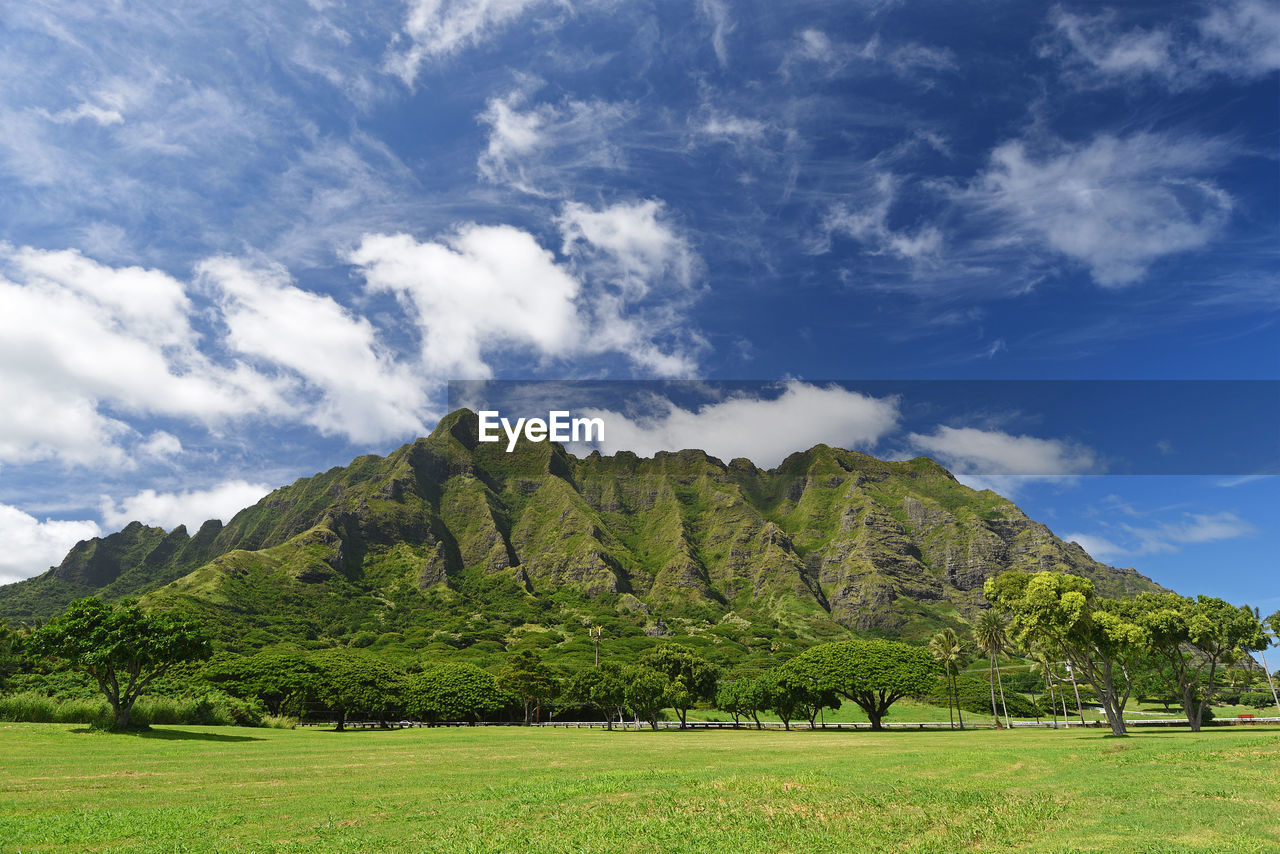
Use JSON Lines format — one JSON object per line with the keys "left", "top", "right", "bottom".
{"left": 69, "top": 726, "right": 263, "bottom": 742}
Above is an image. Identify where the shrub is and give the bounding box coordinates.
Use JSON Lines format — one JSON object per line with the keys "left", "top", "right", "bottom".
{"left": 1239, "top": 691, "right": 1275, "bottom": 710}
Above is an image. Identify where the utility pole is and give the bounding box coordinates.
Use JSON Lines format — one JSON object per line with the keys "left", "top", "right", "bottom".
{"left": 589, "top": 625, "right": 602, "bottom": 667}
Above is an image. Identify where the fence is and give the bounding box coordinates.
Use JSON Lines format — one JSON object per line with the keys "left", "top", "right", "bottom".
{"left": 297, "top": 715, "right": 1280, "bottom": 730}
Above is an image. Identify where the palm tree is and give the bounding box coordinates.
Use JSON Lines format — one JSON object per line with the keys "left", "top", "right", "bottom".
{"left": 974, "top": 611, "right": 1013, "bottom": 729}
{"left": 929, "top": 628, "right": 966, "bottom": 730}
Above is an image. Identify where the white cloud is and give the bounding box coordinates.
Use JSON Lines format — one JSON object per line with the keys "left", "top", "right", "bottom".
{"left": 558, "top": 200, "right": 704, "bottom": 375}
{"left": 198, "top": 256, "right": 432, "bottom": 444}
{"left": 580, "top": 381, "right": 901, "bottom": 468}
{"left": 351, "top": 205, "right": 704, "bottom": 380}
{"left": 40, "top": 102, "right": 124, "bottom": 127}
{"left": 350, "top": 226, "right": 585, "bottom": 378}
{"left": 100, "top": 480, "right": 272, "bottom": 532}
{"left": 0, "top": 246, "right": 286, "bottom": 466}
{"left": 1066, "top": 511, "right": 1257, "bottom": 561}
{"left": 477, "top": 87, "right": 628, "bottom": 195}
{"left": 966, "top": 133, "right": 1234, "bottom": 286}
{"left": 781, "top": 28, "right": 955, "bottom": 81}
{"left": 1062, "top": 531, "right": 1128, "bottom": 562}
{"left": 907, "top": 426, "right": 1099, "bottom": 476}
{"left": 0, "top": 505, "right": 101, "bottom": 585}
{"left": 139, "top": 431, "right": 183, "bottom": 460}
{"left": 819, "top": 173, "right": 942, "bottom": 260}
{"left": 1048, "top": 1, "right": 1280, "bottom": 90}
{"left": 386, "top": 0, "right": 554, "bottom": 86}
{"left": 697, "top": 0, "right": 734, "bottom": 67}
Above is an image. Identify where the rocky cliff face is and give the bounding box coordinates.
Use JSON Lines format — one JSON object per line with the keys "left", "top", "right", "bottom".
{"left": 0, "top": 409, "right": 1162, "bottom": 646}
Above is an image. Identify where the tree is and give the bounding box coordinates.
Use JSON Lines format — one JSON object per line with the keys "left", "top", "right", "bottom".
{"left": 639, "top": 643, "right": 718, "bottom": 729}
{"left": 26, "top": 598, "right": 211, "bottom": 730}
{"left": 1256, "top": 609, "right": 1280, "bottom": 717}
{"left": 564, "top": 661, "right": 627, "bottom": 729}
{"left": 791, "top": 639, "right": 936, "bottom": 731}
{"left": 986, "top": 572, "right": 1145, "bottom": 736}
{"left": 928, "top": 628, "right": 967, "bottom": 730}
{"left": 623, "top": 664, "right": 668, "bottom": 730}
{"left": 498, "top": 649, "right": 559, "bottom": 725}
{"left": 0, "top": 619, "right": 22, "bottom": 694}
{"left": 973, "top": 611, "right": 1012, "bottom": 728}
{"left": 311, "top": 650, "right": 405, "bottom": 731}
{"left": 404, "top": 663, "right": 503, "bottom": 724}
{"left": 762, "top": 665, "right": 839, "bottom": 730}
{"left": 1131, "top": 593, "right": 1265, "bottom": 731}
{"left": 202, "top": 651, "right": 320, "bottom": 715}
{"left": 715, "top": 676, "right": 768, "bottom": 729}
{"left": 1029, "top": 652, "right": 1060, "bottom": 728}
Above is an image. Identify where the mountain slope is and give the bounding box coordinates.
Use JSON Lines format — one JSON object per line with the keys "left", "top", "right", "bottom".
{"left": 0, "top": 409, "right": 1162, "bottom": 654}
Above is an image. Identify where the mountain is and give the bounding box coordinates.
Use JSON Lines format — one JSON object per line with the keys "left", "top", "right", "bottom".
{"left": 0, "top": 409, "right": 1161, "bottom": 663}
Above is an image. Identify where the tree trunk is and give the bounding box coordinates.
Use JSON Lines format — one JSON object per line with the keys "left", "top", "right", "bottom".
{"left": 995, "top": 666, "right": 1011, "bottom": 729}
{"left": 1047, "top": 675, "right": 1059, "bottom": 729}
{"left": 335, "top": 710, "right": 346, "bottom": 732}
{"left": 988, "top": 655, "right": 1000, "bottom": 726}
{"left": 953, "top": 673, "right": 965, "bottom": 730}
{"left": 1261, "top": 649, "right": 1280, "bottom": 717}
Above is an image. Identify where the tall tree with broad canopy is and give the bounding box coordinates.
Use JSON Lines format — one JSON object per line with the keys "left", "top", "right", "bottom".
{"left": 403, "top": 663, "right": 503, "bottom": 724}
{"left": 639, "top": 643, "right": 718, "bottom": 729}
{"left": 564, "top": 661, "right": 627, "bottom": 729}
{"left": 498, "top": 649, "right": 559, "bottom": 725}
{"left": 715, "top": 676, "right": 768, "bottom": 729}
{"left": 202, "top": 651, "right": 321, "bottom": 716}
{"left": 311, "top": 650, "right": 405, "bottom": 731}
{"left": 762, "top": 664, "right": 840, "bottom": 730}
{"left": 623, "top": 664, "right": 668, "bottom": 730}
{"left": 790, "top": 639, "right": 936, "bottom": 731}
{"left": 26, "top": 598, "right": 211, "bottom": 730}
{"left": 1129, "top": 593, "right": 1266, "bottom": 731}
{"left": 985, "top": 571, "right": 1145, "bottom": 737}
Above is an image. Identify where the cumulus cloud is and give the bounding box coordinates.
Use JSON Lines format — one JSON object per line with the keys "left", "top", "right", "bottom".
{"left": 139, "top": 431, "right": 183, "bottom": 460}
{"left": 100, "top": 480, "right": 273, "bottom": 532}
{"left": 386, "top": 0, "right": 555, "bottom": 86}
{"left": 0, "top": 504, "right": 101, "bottom": 585}
{"left": 907, "top": 426, "right": 1099, "bottom": 476}
{"left": 965, "top": 133, "right": 1234, "bottom": 286}
{"left": 1065, "top": 510, "right": 1257, "bottom": 561}
{"left": 351, "top": 203, "right": 704, "bottom": 380}
{"left": 558, "top": 200, "right": 705, "bottom": 375}
{"left": 350, "top": 226, "right": 586, "bottom": 378}
{"left": 1047, "top": 1, "right": 1280, "bottom": 90}
{"left": 580, "top": 381, "right": 901, "bottom": 468}
{"left": 0, "top": 246, "right": 285, "bottom": 466}
{"left": 199, "top": 256, "right": 432, "bottom": 444}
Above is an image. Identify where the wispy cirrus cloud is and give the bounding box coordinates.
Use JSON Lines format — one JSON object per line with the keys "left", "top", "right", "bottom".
{"left": 1065, "top": 510, "right": 1257, "bottom": 562}
{"left": 1046, "top": 0, "right": 1280, "bottom": 90}
{"left": 960, "top": 131, "right": 1235, "bottom": 287}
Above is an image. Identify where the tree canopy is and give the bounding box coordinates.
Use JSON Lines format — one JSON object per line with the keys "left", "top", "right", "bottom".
{"left": 791, "top": 639, "right": 936, "bottom": 730}
{"left": 639, "top": 643, "right": 718, "bottom": 728}
{"left": 26, "top": 598, "right": 211, "bottom": 730}
{"left": 403, "top": 663, "right": 504, "bottom": 724}
{"left": 310, "top": 650, "right": 405, "bottom": 731}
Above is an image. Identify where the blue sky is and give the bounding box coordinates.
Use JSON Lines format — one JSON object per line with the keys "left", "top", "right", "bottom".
{"left": 0, "top": 0, "right": 1275, "bottom": 613}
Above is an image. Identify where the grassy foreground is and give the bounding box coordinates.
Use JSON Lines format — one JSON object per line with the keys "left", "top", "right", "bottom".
{"left": 2, "top": 723, "right": 1277, "bottom": 853}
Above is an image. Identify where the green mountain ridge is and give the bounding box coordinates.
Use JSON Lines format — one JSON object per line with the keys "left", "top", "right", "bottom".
{"left": 0, "top": 409, "right": 1163, "bottom": 657}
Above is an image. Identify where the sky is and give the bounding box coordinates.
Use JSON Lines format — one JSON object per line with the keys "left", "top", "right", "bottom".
{"left": 0, "top": 0, "right": 1275, "bottom": 613}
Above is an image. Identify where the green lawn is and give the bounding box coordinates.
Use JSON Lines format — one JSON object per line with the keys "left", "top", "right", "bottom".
{"left": 2, "top": 723, "right": 1278, "bottom": 853}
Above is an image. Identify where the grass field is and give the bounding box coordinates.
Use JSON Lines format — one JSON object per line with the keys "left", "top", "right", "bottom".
{"left": 2, "top": 723, "right": 1278, "bottom": 853}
